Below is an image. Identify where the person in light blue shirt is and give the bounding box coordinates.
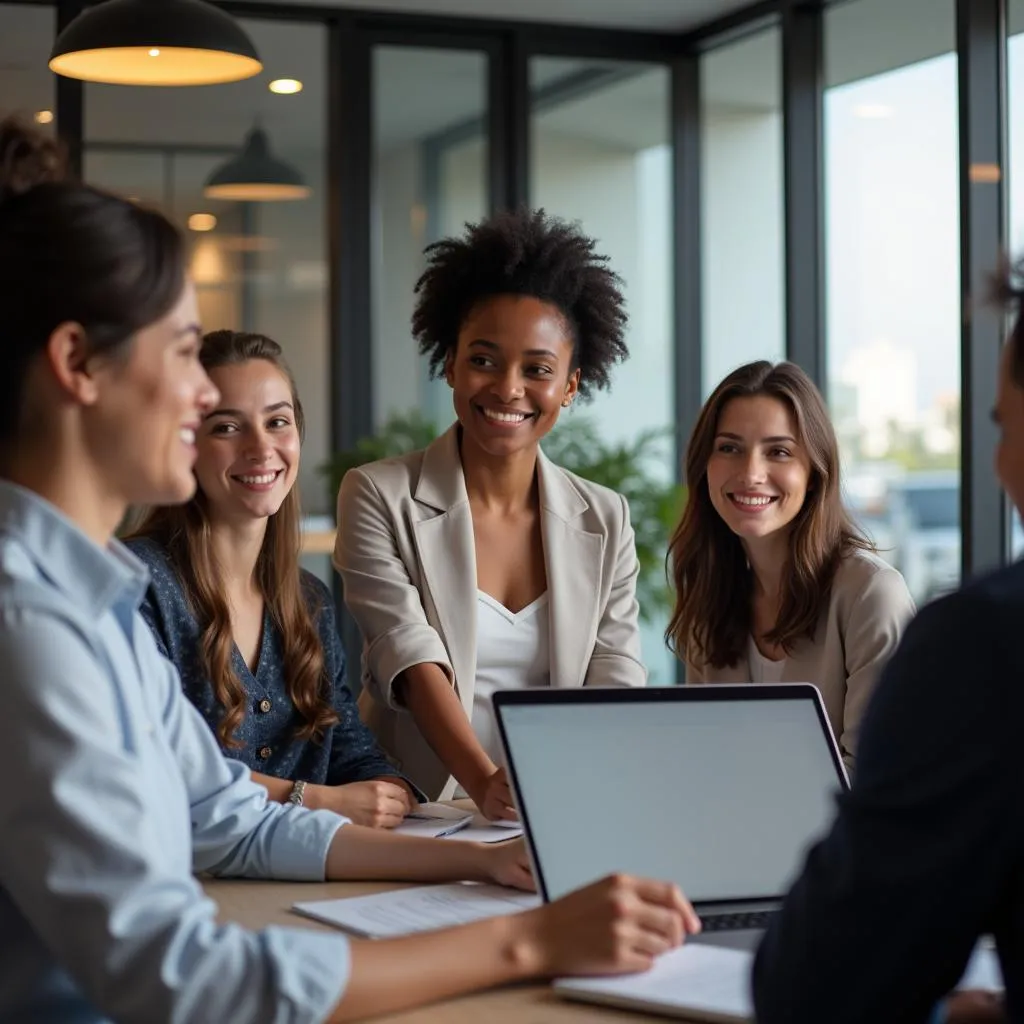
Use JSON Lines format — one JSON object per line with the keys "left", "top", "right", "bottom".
{"left": 0, "top": 115, "right": 700, "bottom": 1024}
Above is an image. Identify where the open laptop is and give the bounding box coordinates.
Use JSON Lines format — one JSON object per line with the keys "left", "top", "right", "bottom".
{"left": 491, "top": 683, "right": 849, "bottom": 952}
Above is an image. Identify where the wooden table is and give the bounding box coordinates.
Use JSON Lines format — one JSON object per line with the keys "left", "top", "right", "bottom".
{"left": 205, "top": 876, "right": 689, "bottom": 1023}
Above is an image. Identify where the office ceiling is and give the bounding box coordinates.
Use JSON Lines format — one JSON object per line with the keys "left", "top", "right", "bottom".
{"left": 252, "top": 0, "right": 756, "bottom": 33}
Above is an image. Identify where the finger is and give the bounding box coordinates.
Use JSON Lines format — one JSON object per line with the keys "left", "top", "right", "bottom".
{"left": 628, "top": 900, "right": 686, "bottom": 951}
{"left": 631, "top": 879, "right": 702, "bottom": 934}
{"left": 379, "top": 796, "right": 410, "bottom": 819}
{"left": 628, "top": 924, "right": 676, "bottom": 961}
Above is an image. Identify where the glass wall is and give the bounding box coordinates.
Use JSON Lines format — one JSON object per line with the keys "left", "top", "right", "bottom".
{"left": 824, "top": 0, "right": 960, "bottom": 606}
{"left": 83, "top": 19, "right": 330, "bottom": 519}
{"left": 700, "top": 25, "right": 784, "bottom": 398}
{"left": 372, "top": 46, "right": 488, "bottom": 430}
{"left": 530, "top": 57, "right": 674, "bottom": 683}
{"left": 0, "top": 4, "right": 56, "bottom": 133}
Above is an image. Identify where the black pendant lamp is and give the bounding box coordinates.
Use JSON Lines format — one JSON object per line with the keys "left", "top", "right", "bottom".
{"left": 49, "top": 0, "right": 261, "bottom": 87}
{"left": 204, "top": 125, "right": 310, "bottom": 202}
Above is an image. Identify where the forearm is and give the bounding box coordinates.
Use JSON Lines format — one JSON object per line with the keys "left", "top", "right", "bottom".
{"left": 325, "top": 823, "right": 489, "bottom": 882}
{"left": 398, "top": 663, "right": 494, "bottom": 793}
{"left": 326, "top": 914, "right": 537, "bottom": 1022}
{"left": 249, "top": 770, "right": 295, "bottom": 804}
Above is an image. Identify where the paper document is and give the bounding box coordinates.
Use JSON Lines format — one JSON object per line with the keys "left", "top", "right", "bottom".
{"left": 443, "top": 814, "right": 524, "bottom": 843}
{"left": 293, "top": 882, "right": 540, "bottom": 939}
{"left": 554, "top": 943, "right": 754, "bottom": 1023}
{"left": 394, "top": 802, "right": 473, "bottom": 839}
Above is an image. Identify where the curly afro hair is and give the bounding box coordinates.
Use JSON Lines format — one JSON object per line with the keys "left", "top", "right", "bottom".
{"left": 411, "top": 207, "right": 629, "bottom": 400}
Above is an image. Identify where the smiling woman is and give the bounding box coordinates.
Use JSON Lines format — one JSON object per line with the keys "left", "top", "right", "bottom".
{"left": 334, "top": 207, "right": 646, "bottom": 811}
{"left": 666, "top": 360, "right": 916, "bottom": 771}
{"left": 126, "top": 330, "right": 425, "bottom": 826}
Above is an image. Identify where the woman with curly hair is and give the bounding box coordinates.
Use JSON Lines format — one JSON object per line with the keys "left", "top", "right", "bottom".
{"left": 334, "top": 207, "right": 645, "bottom": 815}
{"left": 126, "top": 330, "right": 423, "bottom": 827}
{"left": 666, "top": 360, "right": 915, "bottom": 770}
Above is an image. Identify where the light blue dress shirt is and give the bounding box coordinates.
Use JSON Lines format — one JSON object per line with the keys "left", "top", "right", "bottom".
{"left": 0, "top": 482, "right": 352, "bottom": 1023}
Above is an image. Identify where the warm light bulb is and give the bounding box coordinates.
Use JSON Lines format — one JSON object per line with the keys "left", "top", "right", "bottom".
{"left": 148, "top": 48, "right": 161, "bottom": 57}
{"left": 188, "top": 213, "right": 218, "bottom": 232}
{"left": 34, "top": 110, "right": 54, "bottom": 124}
{"left": 268, "top": 78, "right": 303, "bottom": 95}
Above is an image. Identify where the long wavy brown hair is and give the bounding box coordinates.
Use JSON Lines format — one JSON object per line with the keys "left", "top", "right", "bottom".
{"left": 128, "top": 330, "right": 338, "bottom": 747}
{"left": 665, "top": 360, "right": 871, "bottom": 669}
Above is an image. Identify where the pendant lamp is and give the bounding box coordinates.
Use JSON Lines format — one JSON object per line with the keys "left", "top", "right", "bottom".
{"left": 204, "top": 126, "right": 310, "bottom": 202}
{"left": 49, "top": 0, "right": 261, "bottom": 87}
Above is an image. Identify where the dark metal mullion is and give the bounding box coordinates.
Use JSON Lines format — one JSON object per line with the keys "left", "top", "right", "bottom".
{"left": 957, "top": 0, "right": 1006, "bottom": 576}
{"left": 55, "top": 0, "right": 84, "bottom": 178}
{"left": 327, "top": 15, "right": 373, "bottom": 670}
{"left": 781, "top": 1, "right": 825, "bottom": 390}
{"left": 489, "top": 30, "right": 529, "bottom": 213}
{"left": 671, "top": 52, "right": 702, "bottom": 685}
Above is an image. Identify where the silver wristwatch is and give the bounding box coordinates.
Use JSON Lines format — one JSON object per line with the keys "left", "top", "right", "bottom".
{"left": 288, "top": 780, "right": 307, "bottom": 807}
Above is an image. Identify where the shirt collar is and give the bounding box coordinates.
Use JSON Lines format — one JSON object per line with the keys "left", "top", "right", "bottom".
{"left": 0, "top": 481, "right": 149, "bottom": 616}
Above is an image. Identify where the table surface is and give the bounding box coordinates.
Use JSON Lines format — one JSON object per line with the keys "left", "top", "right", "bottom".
{"left": 204, "top": 875, "right": 704, "bottom": 1023}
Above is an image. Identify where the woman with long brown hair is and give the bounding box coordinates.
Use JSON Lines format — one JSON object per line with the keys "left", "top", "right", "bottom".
{"left": 127, "top": 330, "right": 423, "bottom": 826}
{"left": 666, "top": 360, "right": 915, "bottom": 769}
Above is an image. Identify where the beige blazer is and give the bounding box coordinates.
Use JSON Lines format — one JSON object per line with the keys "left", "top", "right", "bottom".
{"left": 333, "top": 424, "right": 647, "bottom": 799}
{"left": 687, "top": 550, "right": 915, "bottom": 770}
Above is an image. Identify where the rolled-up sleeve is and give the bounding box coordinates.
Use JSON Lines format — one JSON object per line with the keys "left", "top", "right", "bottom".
{"left": 334, "top": 466, "right": 452, "bottom": 709}
{"left": 0, "top": 607, "right": 351, "bottom": 1024}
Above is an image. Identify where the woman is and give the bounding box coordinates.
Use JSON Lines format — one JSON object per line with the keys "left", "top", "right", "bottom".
{"left": 0, "top": 116, "right": 700, "bottom": 1023}
{"left": 127, "top": 330, "right": 422, "bottom": 828}
{"left": 666, "top": 360, "right": 915, "bottom": 770}
{"left": 335, "top": 208, "right": 645, "bottom": 817}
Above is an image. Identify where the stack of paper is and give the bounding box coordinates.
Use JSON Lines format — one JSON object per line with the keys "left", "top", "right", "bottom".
{"left": 293, "top": 882, "right": 541, "bottom": 938}
{"left": 394, "top": 802, "right": 473, "bottom": 839}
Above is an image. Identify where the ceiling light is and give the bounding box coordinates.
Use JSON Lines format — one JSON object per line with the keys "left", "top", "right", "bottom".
{"left": 269, "top": 78, "right": 302, "bottom": 95}
{"left": 49, "top": 0, "right": 261, "bottom": 87}
{"left": 853, "top": 103, "right": 894, "bottom": 119}
{"left": 188, "top": 213, "right": 217, "bottom": 232}
{"left": 203, "top": 126, "right": 310, "bottom": 202}
{"left": 34, "top": 110, "right": 54, "bottom": 125}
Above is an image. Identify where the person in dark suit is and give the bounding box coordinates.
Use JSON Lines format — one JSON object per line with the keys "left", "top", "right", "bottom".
{"left": 751, "top": 274, "right": 1024, "bottom": 1024}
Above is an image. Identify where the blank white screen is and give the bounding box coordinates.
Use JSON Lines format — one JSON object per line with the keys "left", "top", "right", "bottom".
{"left": 499, "top": 695, "right": 844, "bottom": 903}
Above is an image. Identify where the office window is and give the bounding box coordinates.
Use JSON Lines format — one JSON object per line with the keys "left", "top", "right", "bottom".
{"left": 825, "top": 0, "right": 959, "bottom": 605}
{"left": 700, "top": 25, "right": 784, "bottom": 397}
{"left": 530, "top": 58, "right": 673, "bottom": 683}
{"left": 372, "top": 46, "right": 488, "bottom": 430}
{"left": 84, "top": 19, "right": 329, "bottom": 521}
{"left": 0, "top": 4, "right": 55, "bottom": 132}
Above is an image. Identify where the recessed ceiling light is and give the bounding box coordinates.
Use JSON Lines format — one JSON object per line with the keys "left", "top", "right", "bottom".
{"left": 853, "top": 103, "right": 894, "bottom": 119}
{"left": 34, "top": 110, "right": 54, "bottom": 124}
{"left": 188, "top": 212, "right": 217, "bottom": 232}
{"left": 148, "top": 47, "right": 161, "bottom": 57}
{"left": 269, "top": 78, "right": 302, "bottom": 94}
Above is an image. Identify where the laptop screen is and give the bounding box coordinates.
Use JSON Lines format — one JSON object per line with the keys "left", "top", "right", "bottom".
{"left": 494, "top": 687, "right": 846, "bottom": 905}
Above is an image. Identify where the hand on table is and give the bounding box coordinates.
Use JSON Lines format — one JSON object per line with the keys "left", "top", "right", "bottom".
{"left": 471, "top": 766, "right": 518, "bottom": 822}
{"left": 482, "top": 837, "right": 535, "bottom": 892}
{"left": 313, "top": 778, "right": 417, "bottom": 828}
{"left": 516, "top": 874, "right": 702, "bottom": 977}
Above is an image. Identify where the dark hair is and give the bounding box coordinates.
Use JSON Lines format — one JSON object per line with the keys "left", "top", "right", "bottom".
{"left": 0, "top": 115, "right": 186, "bottom": 444}
{"left": 994, "top": 255, "right": 1024, "bottom": 387}
{"left": 666, "top": 360, "right": 871, "bottom": 668}
{"left": 412, "top": 207, "right": 629, "bottom": 399}
{"left": 128, "top": 331, "right": 337, "bottom": 748}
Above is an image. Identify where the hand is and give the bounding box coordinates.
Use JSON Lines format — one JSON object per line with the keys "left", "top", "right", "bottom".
{"left": 315, "top": 779, "right": 415, "bottom": 828}
{"left": 471, "top": 766, "right": 518, "bottom": 822}
{"left": 945, "top": 991, "right": 1006, "bottom": 1024}
{"left": 482, "top": 837, "right": 535, "bottom": 892}
{"left": 515, "top": 874, "right": 701, "bottom": 978}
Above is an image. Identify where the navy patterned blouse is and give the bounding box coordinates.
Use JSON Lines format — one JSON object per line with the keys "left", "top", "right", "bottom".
{"left": 126, "top": 536, "right": 416, "bottom": 794}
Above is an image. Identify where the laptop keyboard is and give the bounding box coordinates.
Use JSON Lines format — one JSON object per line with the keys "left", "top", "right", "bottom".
{"left": 701, "top": 911, "right": 775, "bottom": 932}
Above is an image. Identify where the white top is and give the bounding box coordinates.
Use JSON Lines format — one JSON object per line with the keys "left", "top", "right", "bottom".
{"left": 471, "top": 590, "right": 551, "bottom": 764}
{"left": 748, "top": 635, "right": 786, "bottom": 684}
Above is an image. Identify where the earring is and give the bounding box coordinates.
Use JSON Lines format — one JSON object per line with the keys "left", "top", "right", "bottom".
{"left": 562, "top": 398, "right": 572, "bottom": 408}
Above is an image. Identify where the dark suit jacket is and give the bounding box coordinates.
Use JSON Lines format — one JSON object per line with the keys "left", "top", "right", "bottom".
{"left": 753, "top": 560, "right": 1024, "bottom": 1024}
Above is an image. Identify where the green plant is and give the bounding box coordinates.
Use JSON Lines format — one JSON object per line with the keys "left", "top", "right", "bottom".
{"left": 319, "top": 411, "right": 686, "bottom": 622}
